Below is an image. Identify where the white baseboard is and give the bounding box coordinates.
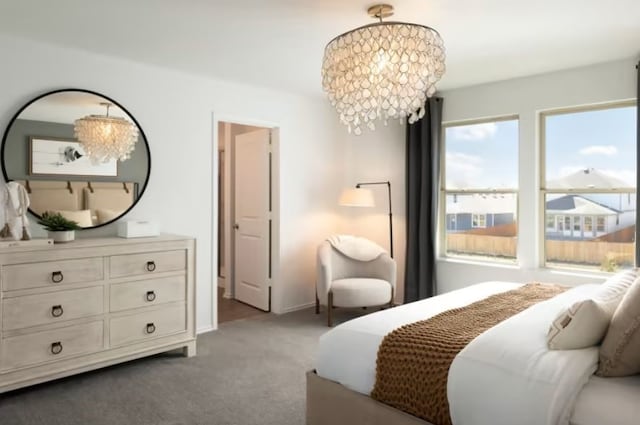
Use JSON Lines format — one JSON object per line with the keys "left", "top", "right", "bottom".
{"left": 281, "top": 301, "right": 315, "bottom": 314}
{"left": 197, "top": 325, "right": 216, "bottom": 334}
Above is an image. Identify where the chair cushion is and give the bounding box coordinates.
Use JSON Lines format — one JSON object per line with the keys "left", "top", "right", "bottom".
{"left": 331, "top": 278, "right": 391, "bottom": 308}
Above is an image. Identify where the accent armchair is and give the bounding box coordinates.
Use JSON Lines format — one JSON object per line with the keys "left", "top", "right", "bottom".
{"left": 316, "top": 240, "right": 396, "bottom": 327}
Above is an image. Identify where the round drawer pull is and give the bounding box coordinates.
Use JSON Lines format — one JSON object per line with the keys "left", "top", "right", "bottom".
{"left": 51, "top": 305, "right": 64, "bottom": 318}
{"left": 146, "top": 291, "right": 156, "bottom": 302}
{"left": 51, "top": 271, "right": 64, "bottom": 283}
{"left": 146, "top": 261, "right": 156, "bottom": 272}
{"left": 146, "top": 323, "right": 156, "bottom": 334}
{"left": 51, "top": 342, "right": 63, "bottom": 355}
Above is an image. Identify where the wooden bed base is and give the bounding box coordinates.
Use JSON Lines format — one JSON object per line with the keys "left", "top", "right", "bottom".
{"left": 306, "top": 370, "right": 432, "bottom": 425}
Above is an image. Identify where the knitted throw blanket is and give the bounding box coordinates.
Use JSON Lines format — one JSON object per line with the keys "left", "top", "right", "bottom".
{"left": 371, "top": 283, "right": 568, "bottom": 425}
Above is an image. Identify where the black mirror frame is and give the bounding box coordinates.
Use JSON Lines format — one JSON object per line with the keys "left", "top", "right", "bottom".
{"left": 0, "top": 88, "right": 152, "bottom": 230}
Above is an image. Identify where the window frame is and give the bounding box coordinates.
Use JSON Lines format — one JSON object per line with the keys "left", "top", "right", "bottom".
{"left": 539, "top": 100, "right": 637, "bottom": 269}
{"left": 471, "top": 213, "right": 487, "bottom": 228}
{"left": 439, "top": 115, "right": 520, "bottom": 262}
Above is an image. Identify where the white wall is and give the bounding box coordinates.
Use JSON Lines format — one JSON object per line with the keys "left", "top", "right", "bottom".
{"left": 0, "top": 34, "right": 345, "bottom": 329}
{"left": 342, "top": 58, "right": 638, "bottom": 297}
{"left": 341, "top": 122, "right": 407, "bottom": 302}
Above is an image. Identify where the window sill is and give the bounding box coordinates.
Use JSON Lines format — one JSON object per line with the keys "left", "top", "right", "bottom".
{"left": 437, "top": 256, "right": 519, "bottom": 270}
{"left": 437, "top": 257, "right": 613, "bottom": 281}
{"left": 543, "top": 265, "right": 612, "bottom": 280}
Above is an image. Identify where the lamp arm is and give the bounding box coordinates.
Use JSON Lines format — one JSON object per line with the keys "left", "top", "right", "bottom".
{"left": 355, "top": 181, "right": 393, "bottom": 258}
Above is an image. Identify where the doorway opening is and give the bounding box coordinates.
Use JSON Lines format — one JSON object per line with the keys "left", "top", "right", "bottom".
{"left": 217, "top": 120, "right": 278, "bottom": 324}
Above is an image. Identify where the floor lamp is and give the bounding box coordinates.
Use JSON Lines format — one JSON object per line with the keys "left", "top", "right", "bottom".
{"left": 339, "top": 181, "right": 393, "bottom": 258}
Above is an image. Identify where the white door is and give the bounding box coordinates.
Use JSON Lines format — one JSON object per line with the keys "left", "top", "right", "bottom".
{"left": 234, "top": 129, "right": 271, "bottom": 311}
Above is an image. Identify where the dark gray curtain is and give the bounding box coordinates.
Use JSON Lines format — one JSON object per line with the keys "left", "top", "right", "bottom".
{"left": 636, "top": 61, "right": 640, "bottom": 266}
{"left": 404, "top": 97, "right": 443, "bottom": 302}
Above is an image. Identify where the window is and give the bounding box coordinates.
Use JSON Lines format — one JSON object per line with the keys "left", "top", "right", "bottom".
{"left": 572, "top": 216, "right": 581, "bottom": 233}
{"left": 584, "top": 216, "right": 593, "bottom": 233}
{"left": 546, "top": 215, "right": 555, "bottom": 230}
{"left": 556, "top": 215, "right": 564, "bottom": 231}
{"left": 472, "top": 214, "right": 486, "bottom": 228}
{"left": 597, "top": 217, "right": 606, "bottom": 233}
{"left": 542, "top": 103, "right": 636, "bottom": 270}
{"left": 442, "top": 117, "right": 519, "bottom": 261}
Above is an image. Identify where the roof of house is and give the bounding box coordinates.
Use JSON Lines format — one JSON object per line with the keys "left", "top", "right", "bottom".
{"left": 447, "top": 194, "right": 517, "bottom": 214}
{"left": 546, "top": 194, "right": 620, "bottom": 215}
{"left": 547, "top": 168, "right": 632, "bottom": 189}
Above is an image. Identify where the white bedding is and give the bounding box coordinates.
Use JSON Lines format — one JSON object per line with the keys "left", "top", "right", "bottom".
{"left": 448, "top": 284, "right": 599, "bottom": 425}
{"left": 315, "top": 281, "right": 520, "bottom": 394}
{"left": 571, "top": 375, "right": 640, "bottom": 425}
{"left": 314, "top": 281, "right": 638, "bottom": 425}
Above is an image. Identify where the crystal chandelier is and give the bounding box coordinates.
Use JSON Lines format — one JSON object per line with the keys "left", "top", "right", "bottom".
{"left": 74, "top": 102, "right": 139, "bottom": 162}
{"left": 321, "top": 4, "right": 445, "bottom": 135}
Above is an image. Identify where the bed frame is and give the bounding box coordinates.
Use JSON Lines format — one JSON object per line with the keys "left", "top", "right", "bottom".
{"left": 306, "top": 370, "right": 433, "bottom": 425}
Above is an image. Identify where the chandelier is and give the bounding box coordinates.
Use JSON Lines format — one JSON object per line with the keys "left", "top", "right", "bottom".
{"left": 74, "top": 102, "right": 139, "bottom": 162}
{"left": 321, "top": 4, "right": 445, "bottom": 135}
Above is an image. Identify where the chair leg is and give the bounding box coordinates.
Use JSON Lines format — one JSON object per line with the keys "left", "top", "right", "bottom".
{"left": 315, "top": 291, "right": 320, "bottom": 314}
{"left": 388, "top": 287, "right": 395, "bottom": 309}
{"left": 327, "top": 291, "right": 333, "bottom": 327}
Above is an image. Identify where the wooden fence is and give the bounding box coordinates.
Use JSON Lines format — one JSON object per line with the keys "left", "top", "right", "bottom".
{"left": 545, "top": 240, "right": 634, "bottom": 266}
{"left": 447, "top": 233, "right": 634, "bottom": 266}
{"left": 447, "top": 234, "right": 516, "bottom": 258}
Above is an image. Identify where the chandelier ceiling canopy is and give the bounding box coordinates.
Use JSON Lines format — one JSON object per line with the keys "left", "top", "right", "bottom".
{"left": 321, "top": 4, "right": 445, "bottom": 135}
{"left": 74, "top": 102, "right": 139, "bottom": 163}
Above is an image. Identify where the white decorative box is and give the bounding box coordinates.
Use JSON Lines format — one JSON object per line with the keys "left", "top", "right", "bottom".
{"left": 117, "top": 221, "right": 160, "bottom": 238}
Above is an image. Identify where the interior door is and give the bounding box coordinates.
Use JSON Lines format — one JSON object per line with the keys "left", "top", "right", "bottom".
{"left": 234, "top": 129, "right": 271, "bottom": 311}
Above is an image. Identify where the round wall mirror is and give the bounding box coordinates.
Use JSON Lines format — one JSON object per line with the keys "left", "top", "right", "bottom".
{"left": 1, "top": 89, "right": 150, "bottom": 229}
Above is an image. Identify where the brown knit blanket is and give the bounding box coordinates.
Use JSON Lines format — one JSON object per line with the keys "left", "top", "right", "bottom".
{"left": 371, "top": 283, "right": 567, "bottom": 425}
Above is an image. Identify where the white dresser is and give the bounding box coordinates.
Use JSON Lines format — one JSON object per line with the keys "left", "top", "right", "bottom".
{"left": 0, "top": 234, "right": 196, "bottom": 393}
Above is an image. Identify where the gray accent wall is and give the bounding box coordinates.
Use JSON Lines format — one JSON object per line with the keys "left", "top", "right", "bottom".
{"left": 3, "top": 119, "right": 149, "bottom": 188}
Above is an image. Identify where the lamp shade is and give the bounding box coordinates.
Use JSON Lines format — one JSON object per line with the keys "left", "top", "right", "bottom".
{"left": 339, "top": 188, "right": 375, "bottom": 207}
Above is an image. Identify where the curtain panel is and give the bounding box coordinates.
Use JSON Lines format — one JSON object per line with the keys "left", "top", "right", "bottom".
{"left": 404, "top": 97, "right": 443, "bottom": 302}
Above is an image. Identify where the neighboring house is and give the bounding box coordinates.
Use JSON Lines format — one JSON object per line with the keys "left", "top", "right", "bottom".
{"left": 447, "top": 192, "right": 634, "bottom": 241}
{"left": 446, "top": 194, "right": 517, "bottom": 233}
{"left": 545, "top": 194, "right": 621, "bottom": 240}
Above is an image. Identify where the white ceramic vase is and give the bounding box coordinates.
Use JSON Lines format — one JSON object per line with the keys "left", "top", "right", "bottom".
{"left": 48, "top": 230, "right": 75, "bottom": 243}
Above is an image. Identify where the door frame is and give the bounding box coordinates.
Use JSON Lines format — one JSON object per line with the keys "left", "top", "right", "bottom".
{"left": 212, "top": 113, "right": 281, "bottom": 329}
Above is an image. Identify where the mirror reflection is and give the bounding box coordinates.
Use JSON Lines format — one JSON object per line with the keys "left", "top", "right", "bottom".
{"left": 1, "top": 90, "right": 150, "bottom": 229}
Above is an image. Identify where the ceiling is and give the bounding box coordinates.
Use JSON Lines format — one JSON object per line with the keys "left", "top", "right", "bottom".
{"left": 1, "top": 0, "right": 638, "bottom": 96}
{"left": 19, "top": 92, "right": 130, "bottom": 124}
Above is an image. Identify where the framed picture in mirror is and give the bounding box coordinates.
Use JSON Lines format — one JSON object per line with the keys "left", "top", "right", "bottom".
{"left": 29, "top": 137, "right": 118, "bottom": 177}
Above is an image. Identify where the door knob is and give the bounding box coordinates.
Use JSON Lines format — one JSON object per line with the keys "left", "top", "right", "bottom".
{"left": 234, "top": 224, "right": 239, "bottom": 230}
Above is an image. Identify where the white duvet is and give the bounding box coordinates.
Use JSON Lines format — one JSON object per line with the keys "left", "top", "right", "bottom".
{"left": 315, "top": 281, "right": 602, "bottom": 425}
{"left": 448, "top": 284, "right": 599, "bottom": 425}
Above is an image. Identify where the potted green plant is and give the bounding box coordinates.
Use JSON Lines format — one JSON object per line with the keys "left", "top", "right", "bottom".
{"left": 37, "top": 212, "right": 81, "bottom": 243}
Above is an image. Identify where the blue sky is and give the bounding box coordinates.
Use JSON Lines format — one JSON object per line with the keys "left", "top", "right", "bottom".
{"left": 545, "top": 106, "right": 636, "bottom": 186}
{"left": 445, "top": 105, "right": 637, "bottom": 189}
{"left": 445, "top": 119, "right": 518, "bottom": 189}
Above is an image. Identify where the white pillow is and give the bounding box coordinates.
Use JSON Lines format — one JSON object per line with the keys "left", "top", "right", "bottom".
{"left": 96, "top": 209, "right": 123, "bottom": 224}
{"left": 548, "top": 269, "right": 638, "bottom": 350}
{"left": 52, "top": 209, "right": 93, "bottom": 228}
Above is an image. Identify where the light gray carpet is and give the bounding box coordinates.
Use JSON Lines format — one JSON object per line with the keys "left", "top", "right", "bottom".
{"left": 0, "top": 307, "right": 370, "bottom": 425}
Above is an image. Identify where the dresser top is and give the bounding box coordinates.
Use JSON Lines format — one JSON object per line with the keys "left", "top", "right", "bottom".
{"left": 0, "top": 234, "right": 194, "bottom": 254}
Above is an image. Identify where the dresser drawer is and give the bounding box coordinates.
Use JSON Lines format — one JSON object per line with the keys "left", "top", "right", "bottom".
{"left": 2, "top": 286, "right": 104, "bottom": 331}
{"left": 110, "top": 304, "right": 186, "bottom": 347}
{"left": 110, "top": 276, "right": 186, "bottom": 312}
{"left": 2, "top": 257, "right": 104, "bottom": 291}
{"left": 1, "top": 321, "right": 104, "bottom": 371}
{"left": 110, "top": 250, "right": 185, "bottom": 278}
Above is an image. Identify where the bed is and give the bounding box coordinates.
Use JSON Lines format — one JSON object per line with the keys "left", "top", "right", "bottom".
{"left": 308, "top": 281, "right": 640, "bottom": 425}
